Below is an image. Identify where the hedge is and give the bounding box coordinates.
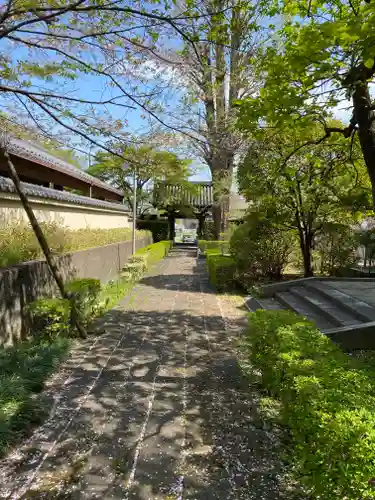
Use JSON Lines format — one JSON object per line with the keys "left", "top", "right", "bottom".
{"left": 206, "top": 254, "right": 236, "bottom": 292}
{"left": 0, "top": 223, "right": 151, "bottom": 268}
{"left": 198, "top": 240, "right": 229, "bottom": 255}
{"left": 241, "top": 309, "right": 375, "bottom": 499}
{"left": 135, "top": 240, "right": 172, "bottom": 264}
{"left": 136, "top": 219, "right": 169, "bottom": 242}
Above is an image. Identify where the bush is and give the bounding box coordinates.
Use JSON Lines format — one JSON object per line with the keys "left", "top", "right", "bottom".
{"left": 136, "top": 219, "right": 169, "bottom": 242}
{"left": 198, "top": 240, "right": 229, "bottom": 255}
{"left": 65, "top": 278, "right": 103, "bottom": 325}
{"left": 136, "top": 240, "right": 171, "bottom": 264}
{"left": 201, "top": 220, "right": 215, "bottom": 240}
{"left": 241, "top": 309, "right": 375, "bottom": 499}
{"left": 207, "top": 255, "right": 237, "bottom": 292}
{"left": 315, "top": 223, "right": 359, "bottom": 275}
{"left": 230, "top": 215, "right": 295, "bottom": 283}
{"left": 26, "top": 298, "right": 70, "bottom": 338}
{"left": 0, "top": 223, "right": 151, "bottom": 268}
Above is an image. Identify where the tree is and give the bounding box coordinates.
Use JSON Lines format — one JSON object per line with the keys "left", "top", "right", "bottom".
{"left": 237, "top": 119, "right": 372, "bottom": 276}
{"left": 158, "top": 0, "right": 263, "bottom": 238}
{"left": 241, "top": 0, "right": 375, "bottom": 206}
{"left": 87, "top": 142, "right": 191, "bottom": 213}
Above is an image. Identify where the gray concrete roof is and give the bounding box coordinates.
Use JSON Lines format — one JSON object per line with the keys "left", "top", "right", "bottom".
{"left": 0, "top": 175, "right": 129, "bottom": 212}
{"left": 6, "top": 137, "right": 123, "bottom": 196}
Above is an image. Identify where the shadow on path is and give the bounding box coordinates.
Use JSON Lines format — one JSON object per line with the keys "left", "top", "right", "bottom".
{"left": 0, "top": 253, "right": 287, "bottom": 500}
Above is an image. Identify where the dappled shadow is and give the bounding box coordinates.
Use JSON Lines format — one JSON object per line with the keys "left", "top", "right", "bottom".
{"left": 0, "top": 254, "right": 75, "bottom": 345}
{"left": 0, "top": 253, "right": 288, "bottom": 499}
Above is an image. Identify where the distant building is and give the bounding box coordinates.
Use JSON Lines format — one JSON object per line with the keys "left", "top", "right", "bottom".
{"left": 0, "top": 137, "right": 131, "bottom": 230}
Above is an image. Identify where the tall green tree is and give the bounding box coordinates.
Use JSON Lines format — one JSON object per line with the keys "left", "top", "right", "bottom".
{"left": 169, "top": 0, "right": 263, "bottom": 238}
{"left": 241, "top": 0, "right": 375, "bottom": 205}
{"left": 237, "top": 119, "right": 372, "bottom": 276}
{"left": 87, "top": 143, "right": 191, "bottom": 213}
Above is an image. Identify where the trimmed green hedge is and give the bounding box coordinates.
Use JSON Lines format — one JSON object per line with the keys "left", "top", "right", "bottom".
{"left": 136, "top": 219, "right": 169, "bottom": 242}
{"left": 241, "top": 309, "right": 375, "bottom": 499}
{"left": 0, "top": 223, "right": 151, "bottom": 268}
{"left": 135, "top": 240, "right": 172, "bottom": 264}
{"left": 206, "top": 254, "right": 236, "bottom": 292}
{"left": 198, "top": 240, "right": 229, "bottom": 255}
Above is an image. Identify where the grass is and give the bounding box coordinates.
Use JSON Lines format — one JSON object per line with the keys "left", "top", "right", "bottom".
{"left": 0, "top": 240, "right": 171, "bottom": 457}
{"left": 0, "top": 336, "right": 71, "bottom": 456}
{"left": 0, "top": 223, "right": 150, "bottom": 268}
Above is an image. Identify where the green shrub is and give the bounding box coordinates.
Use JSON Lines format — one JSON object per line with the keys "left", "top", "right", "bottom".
{"left": 26, "top": 298, "right": 70, "bottom": 338}
{"left": 315, "top": 222, "right": 359, "bottom": 275}
{"left": 201, "top": 220, "right": 215, "bottom": 240}
{"left": 136, "top": 240, "right": 171, "bottom": 264}
{"left": 136, "top": 219, "right": 169, "bottom": 242}
{"left": 230, "top": 215, "right": 295, "bottom": 283}
{"left": 0, "top": 223, "right": 151, "bottom": 268}
{"left": 241, "top": 309, "right": 375, "bottom": 499}
{"left": 65, "top": 278, "right": 103, "bottom": 325}
{"left": 121, "top": 262, "right": 145, "bottom": 280}
{"left": 207, "top": 255, "right": 237, "bottom": 292}
{"left": 198, "top": 240, "right": 229, "bottom": 255}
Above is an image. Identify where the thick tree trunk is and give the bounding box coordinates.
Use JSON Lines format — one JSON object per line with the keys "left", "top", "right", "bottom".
{"left": 352, "top": 81, "right": 375, "bottom": 205}
{"left": 1, "top": 148, "right": 86, "bottom": 338}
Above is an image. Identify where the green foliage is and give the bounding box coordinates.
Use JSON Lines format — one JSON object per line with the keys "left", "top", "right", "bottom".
{"left": 0, "top": 222, "right": 65, "bottom": 268}
{"left": 65, "top": 278, "right": 103, "bottom": 325}
{"left": 0, "top": 223, "right": 150, "bottom": 268}
{"left": 135, "top": 240, "right": 171, "bottom": 265}
{"left": 0, "top": 336, "right": 71, "bottom": 456}
{"left": 206, "top": 255, "right": 237, "bottom": 292}
{"left": 198, "top": 240, "right": 229, "bottom": 255}
{"left": 357, "top": 228, "right": 375, "bottom": 266}
{"left": 315, "top": 223, "right": 359, "bottom": 275}
{"left": 88, "top": 143, "right": 191, "bottom": 213}
{"left": 136, "top": 219, "right": 169, "bottom": 242}
{"left": 230, "top": 212, "right": 295, "bottom": 283}
{"left": 241, "top": 309, "right": 375, "bottom": 499}
{"left": 26, "top": 298, "right": 70, "bottom": 338}
{"left": 235, "top": 120, "right": 370, "bottom": 276}
{"left": 201, "top": 220, "right": 216, "bottom": 241}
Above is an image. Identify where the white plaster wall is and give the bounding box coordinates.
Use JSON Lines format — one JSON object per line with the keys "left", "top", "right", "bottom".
{"left": 0, "top": 194, "right": 131, "bottom": 230}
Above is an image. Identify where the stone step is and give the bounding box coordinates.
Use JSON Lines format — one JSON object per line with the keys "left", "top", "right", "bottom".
{"left": 305, "top": 280, "right": 375, "bottom": 323}
{"left": 289, "top": 286, "right": 362, "bottom": 327}
{"left": 275, "top": 291, "right": 336, "bottom": 331}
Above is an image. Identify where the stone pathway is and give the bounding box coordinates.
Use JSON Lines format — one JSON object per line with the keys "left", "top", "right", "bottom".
{"left": 0, "top": 249, "right": 285, "bottom": 499}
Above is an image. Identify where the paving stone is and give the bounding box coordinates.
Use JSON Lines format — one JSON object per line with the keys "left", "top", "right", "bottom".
{"left": 0, "top": 249, "right": 289, "bottom": 500}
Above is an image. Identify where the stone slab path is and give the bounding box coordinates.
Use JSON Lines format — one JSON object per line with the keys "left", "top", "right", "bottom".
{"left": 0, "top": 249, "right": 285, "bottom": 499}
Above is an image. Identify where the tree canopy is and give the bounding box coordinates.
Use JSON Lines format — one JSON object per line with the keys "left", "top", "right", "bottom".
{"left": 237, "top": 118, "right": 372, "bottom": 275}
{"left": 87, "top": 142, "right": 191, "bottom": 213}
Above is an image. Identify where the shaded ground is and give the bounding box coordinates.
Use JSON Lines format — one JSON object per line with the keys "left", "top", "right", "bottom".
{"left": 0, "top": 249, "right": 286, "bottom": 499}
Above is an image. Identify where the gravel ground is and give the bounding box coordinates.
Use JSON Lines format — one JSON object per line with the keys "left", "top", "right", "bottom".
{"left": 0, "top": 248, "right": 287, "bottom": 500}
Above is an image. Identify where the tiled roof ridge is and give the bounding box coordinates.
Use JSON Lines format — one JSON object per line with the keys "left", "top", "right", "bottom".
{"left": 6, "top": 136, "right": 123, "bottom": 196}
{"left": 0, "top": 175, "right": 129, "bottom": 213}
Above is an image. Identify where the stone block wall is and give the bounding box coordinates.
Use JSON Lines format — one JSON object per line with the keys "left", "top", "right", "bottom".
{"left": 0, "top": 236, "right": 152, "bottom": 344}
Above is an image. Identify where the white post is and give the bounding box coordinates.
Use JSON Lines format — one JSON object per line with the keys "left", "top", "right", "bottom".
{"left": 132, "top": 168, "right": 137, "bottom": 255}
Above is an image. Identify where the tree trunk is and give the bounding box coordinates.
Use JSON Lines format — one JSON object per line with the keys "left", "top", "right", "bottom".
{"left": 167, "top": 212, "right": 175, "bottom": 241}
{"left": 1, "top": 148, "right": 86, "bottom": 338}
{"left": 352, "top": 80, "right": 375, "bottom": 205}
{"left": 197, "top": 214, "right": 205, "bottom": 239}
{"left": 298, "top": 229, "right": 314, "bottom": 277}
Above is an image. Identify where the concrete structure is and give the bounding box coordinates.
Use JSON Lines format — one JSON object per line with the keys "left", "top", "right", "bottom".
{"left": 247, "top": 277, "right": 375, "bottom": 350}
{"left": 0, "top": 136, "right": 131, "bottom": 230}
{"left": 0, "top": 177, "right": 130, "bottom": 230}
{"left": 0, "top": 235, "right": 152, "bottom": 345}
